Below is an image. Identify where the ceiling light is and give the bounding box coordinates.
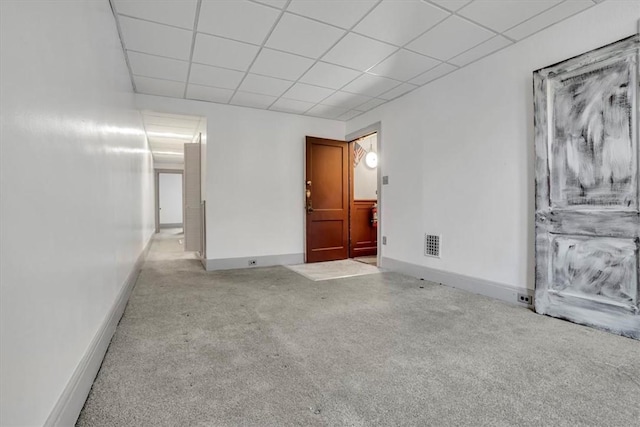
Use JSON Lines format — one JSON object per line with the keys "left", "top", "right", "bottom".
{"left": 365, "top": 151, "right": 378, "bottom": 168}
{"left": 146, "top": 131, "right": 193, "bottom": 139}
{"left": 153, "top": 151, "right": 183, "bottom": 156}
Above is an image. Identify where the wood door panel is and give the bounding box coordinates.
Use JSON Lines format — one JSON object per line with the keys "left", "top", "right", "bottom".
{"left": 350, "top": 200, "right": 377, "bottom": 257}
{"left": 311, "top": 144, "right": 345, "bottom": 210}
{"left": 309, "top": 220, "right": 346, "bottom": 250}
{"left": 306, "top": 136, "right": 349, "bottom": 263}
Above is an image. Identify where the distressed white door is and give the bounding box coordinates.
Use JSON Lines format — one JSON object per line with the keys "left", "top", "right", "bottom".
{"left": 534, "top": 35, "right": 639, "bottom": 339}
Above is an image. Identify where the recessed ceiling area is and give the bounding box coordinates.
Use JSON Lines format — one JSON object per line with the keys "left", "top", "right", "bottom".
{"left": 113, "top": 0, "right": 602, "bottom": 121}
{"left": 142, "top": 111, "right": 204, "bottom": 165}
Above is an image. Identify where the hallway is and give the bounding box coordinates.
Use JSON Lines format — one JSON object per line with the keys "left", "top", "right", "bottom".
{"left": 77, "top": 232, "right": 640, "bottom": 426}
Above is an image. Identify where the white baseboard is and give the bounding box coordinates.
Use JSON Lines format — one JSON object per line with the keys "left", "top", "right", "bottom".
{"left": 206, "top": 253, "right": 304, "bottom": 271}
{"left": 159, "top": 223, "right": 182, "bottom": 229}
{"left": 44, "top": 237, "right": 153, "bottom": 427}
{"left": 381, "top": 257, "right": 533, "bottom": 307}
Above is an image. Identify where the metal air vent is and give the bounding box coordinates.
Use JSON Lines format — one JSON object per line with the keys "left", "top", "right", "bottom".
{"left": 424, "top": 234, "right": 441, "bottom": 258}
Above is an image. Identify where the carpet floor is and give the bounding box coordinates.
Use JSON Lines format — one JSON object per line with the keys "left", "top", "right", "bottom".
{"left": 77, "top": 232, "right": 640, "bottom": 426}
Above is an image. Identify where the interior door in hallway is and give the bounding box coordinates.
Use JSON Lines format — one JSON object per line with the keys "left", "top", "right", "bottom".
{"left": 533, "top": 36, "right": 639, "bottom": 339}
{"left": 305, "top": 136, "right": 349, "bottom": 263}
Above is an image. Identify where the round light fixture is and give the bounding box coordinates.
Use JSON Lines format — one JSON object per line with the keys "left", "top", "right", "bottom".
{"left": 365, "top": 151, "right": 378, "bottom": 168}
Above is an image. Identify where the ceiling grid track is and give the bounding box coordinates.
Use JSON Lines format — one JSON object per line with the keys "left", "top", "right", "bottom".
{"left": 112, "top": 0, "right": 602, "bottom": 121}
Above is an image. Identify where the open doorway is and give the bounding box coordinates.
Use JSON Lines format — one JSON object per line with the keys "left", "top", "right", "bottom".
{"left": 155, "top": 170, "right": 183, "bottom": 232}
{"left": 304, "top": 130, "right": 380, "bottom": 266}
{"left": 350, "top": 133, "right": 378, "bottom": 266}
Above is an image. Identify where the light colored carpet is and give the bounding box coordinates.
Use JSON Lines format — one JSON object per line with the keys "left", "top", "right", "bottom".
{"left": 285, "top": 259, "right": 381, "bottom": 281}
{"left": 77, "top": 233, "right": 640, "bottom": 426}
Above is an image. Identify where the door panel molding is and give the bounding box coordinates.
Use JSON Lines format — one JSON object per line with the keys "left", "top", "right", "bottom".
{"left": 534, "top": 35, "right": 640, "bottom": 339}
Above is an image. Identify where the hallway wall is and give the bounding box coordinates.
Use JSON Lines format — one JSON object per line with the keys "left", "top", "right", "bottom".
{"left": 135, "top": 95, "right": 345, "bottom": 267}
{"left": 345, "top": 1, "right": 639, "bottom": 293}
{"left": 0, "top": 1, "right": 154, "bottom": 426}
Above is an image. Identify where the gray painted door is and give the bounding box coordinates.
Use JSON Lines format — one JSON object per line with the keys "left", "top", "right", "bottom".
{"left": 533, "top": 35, "right": 639, "bottom": 339}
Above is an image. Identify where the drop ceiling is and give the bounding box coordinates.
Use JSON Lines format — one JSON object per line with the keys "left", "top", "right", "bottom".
{"left": 142, "top": 111, "right": 204, "bottom": 164}
{"left": 113, "top": 0, "right": 603, "bottom": 121}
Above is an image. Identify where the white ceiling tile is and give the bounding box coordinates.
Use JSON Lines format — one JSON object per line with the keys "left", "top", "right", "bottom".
{"left": 186, "top": 84, "right": 235, "bottom": 103}
{"left": 342, "top": 74, "right": 401, "bottom": 97}
{"left": 192, "top": 33, "right": 259, "bottom": 71}
{"left": 458, "top": 0, "right": 563, "bottom": 33}
{"left": 322, "top": 33, "right": 396, "bottom": 71}
{"left": 270, "top": 98, "right": 315, "bottom": 114}
{"left": 378, "top": 83, "right": 418, "bottom": 100}
{"left": 407, "top": 16, "right": 494, "bottom": 60}
{"left": 119, "top": 16, "right": 192, "bottom": 60}
{"left": 322, "top": 91, "right": 371, "bottom": 109}
{"left": 188, "top": 63, "right": 245, "bottom": 89}
{"left": 338, "top": 110, "right": 364, "bottom": 121}
{"left": 369, "top": 49, "right": 440, "bottom": 81}
{"left": 265, "top": 13, "right": 345, "bottom": 58}
{"left": 127, "top": 51, "right": 189, "bottom": 82}
{"left": 353, "top": 0, "right": 450, "bottom": 46}
{"left": 448, "top": 35, "right": 512, "bottom": 66}
{"left": 250, "top": 48, "right": 315, "bottom": 80}
{"left": 357, "top": 97, "right": 387, "bottom": 112}
{"left": 253, "top": 0, "right": 288, "bottom": 9}
{"left": 428, "top": 0, "right": 472, "bottom": 12}
{"left": 306, "top": 104, "right": 350, "bottom": 119}
{"left": 287, "top": 0, "right": 377, "bottom": 29}
{"left": 283, "top": 83, "right": 334, "bottom": 103}
{"left": 503, "top": 0, "right": 594, "bottom": 41}
{"left": 135, "top": 76, "right": 186, "bottom": 97}
{"left": 197, "top": 1, "right": 280, "bottom": 44}
{"left": 230, "top": 91, "right": 278, "bottom": 109}
{"left": 239, "top": 74, "right": 293, "bottom": 97}
{"left": 114, "top": 0, "right": 198, "bottom": 29}
{"left": 409, "top": 62, "right": 457, "bottom": 85}
{"left": 299, "top": 62, "right": 361, "bottom": 89}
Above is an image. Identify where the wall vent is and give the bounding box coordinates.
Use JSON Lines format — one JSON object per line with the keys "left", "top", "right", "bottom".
{"left": 424, "top": 234, "right": 441, "bottom": 258}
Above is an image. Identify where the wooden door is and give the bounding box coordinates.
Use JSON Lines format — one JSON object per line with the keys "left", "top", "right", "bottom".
{"left": 350, "top": 200, "right": 377, "bottom": 257}
{"left": 305, "top": 136, "right": 349, "bottom": 263}
{"left": 533, "top": 35, "right": 639, "bottom": 339}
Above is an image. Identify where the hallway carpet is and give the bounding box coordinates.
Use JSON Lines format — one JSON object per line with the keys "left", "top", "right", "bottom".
{"left": 77, "top": 234, "right": 640, "bottom": 426}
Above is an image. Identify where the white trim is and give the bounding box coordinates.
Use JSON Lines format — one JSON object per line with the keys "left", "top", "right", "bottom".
{"left": 44, "top": 237, "right": 152, "bottom": 427}
{"left": 206, "top": 253, "right": 304, "bottom": 271}
{"left": 380, "top": 257, "right": 534, "bottom": 307}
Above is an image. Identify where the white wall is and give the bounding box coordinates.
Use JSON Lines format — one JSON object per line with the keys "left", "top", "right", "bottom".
{"left": 354, "top": 133, "right": 378, "bottom": 200}
{"left": 0, "top": 1, "right": 154, "bottom": 426}
{"left": 159, "top": 173, "right": 183, "bottom": 225}
{"left": 136, "top": 95, "right": 345, "bottom": 261}
{"left": 346, "top": 1, "right": 639, "bottom": 290}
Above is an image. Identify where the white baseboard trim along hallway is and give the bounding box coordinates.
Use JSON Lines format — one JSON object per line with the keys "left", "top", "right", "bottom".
{"left": 44, "top": 238, "right": 153, "bottom": 427}
{"left": 380, "top": 257, "right": 533, "bottom": 307}
{"left": 206, "top": 253, "right": 305, "bottom": 271}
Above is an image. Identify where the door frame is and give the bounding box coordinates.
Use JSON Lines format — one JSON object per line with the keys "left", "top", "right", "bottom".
{"left": 346, "top": 122, "right": 382, "bottom": 266}
{"left": 154, "top": 168, "right": 184, "bottom": 233}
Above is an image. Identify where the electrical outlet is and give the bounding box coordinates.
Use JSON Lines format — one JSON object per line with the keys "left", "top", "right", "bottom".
{"left": 517, "top": 293, "right": 533, "bottom": 305}
{"left": 382, "top": 236, "right": 387, "bottom": 245}
{"left": 248, "top": 259, "right": 257, "bottom": 266}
